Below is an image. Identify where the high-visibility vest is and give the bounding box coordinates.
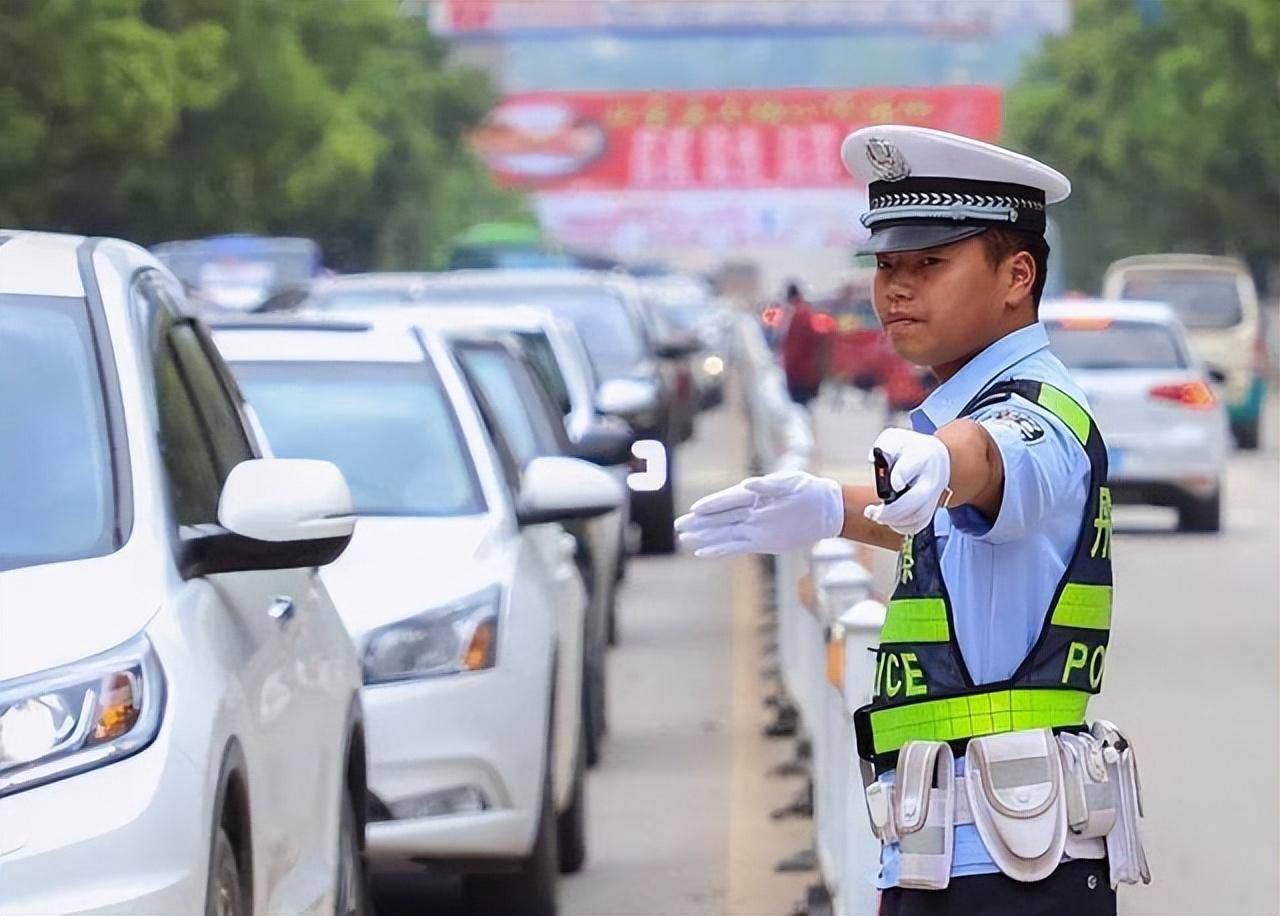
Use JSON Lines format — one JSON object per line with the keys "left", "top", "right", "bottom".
{"left": 853, "top": 379, "right": 1114, "bottom": 773}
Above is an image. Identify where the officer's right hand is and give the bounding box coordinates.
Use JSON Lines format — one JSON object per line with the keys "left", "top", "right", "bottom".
{"left": 675, "top": 470, "right": 845, "bottom": 558}
{"left": 863, "top": 428, "right": 952, "bottom": 535}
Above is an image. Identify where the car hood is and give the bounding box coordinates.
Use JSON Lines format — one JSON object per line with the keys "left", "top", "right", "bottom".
{"left": 0, "top": 549, "right": 164, "bottom": 681}
{"left": 319, "top": 514, "right": 510, "bottom": 639}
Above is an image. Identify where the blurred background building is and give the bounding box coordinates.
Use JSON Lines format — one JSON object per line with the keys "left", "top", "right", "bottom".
{"left": 436, "top": 0, "right": 1070, "bottom": 292}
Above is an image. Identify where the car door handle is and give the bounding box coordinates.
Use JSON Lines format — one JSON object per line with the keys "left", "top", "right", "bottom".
{"left": 267, "top": 596, "right": 295, "bottom": 623}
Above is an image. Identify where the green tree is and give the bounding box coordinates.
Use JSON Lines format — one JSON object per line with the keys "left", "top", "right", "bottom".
{"left": 0, "top": 0, "right": 524, "bottom": 269}
{"left": 1004, "top": 0, "right": 1280, "bottom": 291}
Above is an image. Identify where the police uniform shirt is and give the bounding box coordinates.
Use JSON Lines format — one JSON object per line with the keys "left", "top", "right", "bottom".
{"left": 877, "top": 321, "right": 1093, "bottom": 885}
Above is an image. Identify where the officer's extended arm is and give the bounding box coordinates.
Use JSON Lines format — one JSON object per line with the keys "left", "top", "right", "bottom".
{"left": 935, "top": 419, "right": 1004, "bottom": 520}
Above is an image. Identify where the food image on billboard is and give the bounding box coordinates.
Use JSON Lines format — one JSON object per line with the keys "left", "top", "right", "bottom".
{"left": 470, "top": 99, "right": 608, "bottom": 179}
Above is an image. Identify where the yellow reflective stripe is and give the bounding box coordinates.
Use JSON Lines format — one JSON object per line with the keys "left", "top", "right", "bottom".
{"left": 1051, "top": 583, "right": 1112, "bottom": 630}
{"left": 880, "top": 598, "right": 950, "bottom": 643}
{"left": 869, "top": 689, "right": 1089, "bottom": 755}
{"left": 1037, "top": 384, "right": 1092, "bottom": 445}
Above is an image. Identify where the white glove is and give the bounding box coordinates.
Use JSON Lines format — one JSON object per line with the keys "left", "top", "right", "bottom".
{"left": 674, "top": 470, "right": 844, "bottom": 558}
{"left": 863, "top": 428, "right": 952, "bottom": 535}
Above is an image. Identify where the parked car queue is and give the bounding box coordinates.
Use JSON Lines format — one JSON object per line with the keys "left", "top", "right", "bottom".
{"left": 0, "top": 231, "right": 730, "bottom": 916}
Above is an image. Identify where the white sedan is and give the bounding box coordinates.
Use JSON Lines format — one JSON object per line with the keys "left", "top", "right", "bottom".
{"left": 0, "top": 232, "right": 365, "bottom": 915}
{"left": 1042, "top": 299, "right": 1230, "bottom": 531}
{"left": 213, "top": 317, "right": 623, "bottom": 916}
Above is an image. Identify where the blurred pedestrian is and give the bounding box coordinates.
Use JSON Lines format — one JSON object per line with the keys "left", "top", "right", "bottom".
{"left": 678, "top": 127, "right": 1151, "bottom": 915}
{"left": 779, "top": 282, "right": 823, "bottom": 406}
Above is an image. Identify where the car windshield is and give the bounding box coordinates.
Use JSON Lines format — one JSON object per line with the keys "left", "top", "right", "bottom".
{"left": 422, "top": 286, "right": 647, "bottom": 375}
{"left": 1118, "top": 269, "right": 1245, "bottom": 329}
{"left": 0, "top": 295, "right": 117, "bottom": 571}
{"left": 1045, "top": 320, "right": 1188, "bottom": 370}
{"left": 229, "top": 360, "right": 485, "bottom": 516}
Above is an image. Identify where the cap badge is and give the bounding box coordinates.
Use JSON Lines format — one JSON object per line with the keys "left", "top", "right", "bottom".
{"left": 865, "top": 138, "right": 910, "bottom": 181}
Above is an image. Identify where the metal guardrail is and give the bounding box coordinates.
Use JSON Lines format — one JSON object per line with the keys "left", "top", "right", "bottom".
{"left": 728, "top": 315, "right": 885, "bottom": 916}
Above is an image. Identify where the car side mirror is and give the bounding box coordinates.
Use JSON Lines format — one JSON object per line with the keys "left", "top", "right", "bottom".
{"left": 572, "top": 416, "right": 636, "bottom": 467}
{"left": 516, "top": 456, "right": 625, "bottom": 526}
{"left": 596, "top": 378, "right": 659, "bottom": 416}
{"left": 179, "top": 458, "right": 356, "bottom": 578}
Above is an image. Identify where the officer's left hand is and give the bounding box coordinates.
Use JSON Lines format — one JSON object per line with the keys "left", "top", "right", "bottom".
{"left": 863, "top": 428, "right": 952, "bottom": 535}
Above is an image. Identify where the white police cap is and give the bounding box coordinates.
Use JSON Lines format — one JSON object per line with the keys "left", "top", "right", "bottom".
{"left": 841, "top": 125, "right": 1071, "bottom": 255}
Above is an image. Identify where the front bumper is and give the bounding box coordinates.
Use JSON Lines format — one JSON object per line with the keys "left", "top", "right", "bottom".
{"left": 362, "top": 663, "right": 549, "bottom": 865}
{"left": 0, "top": 727, "right": 206, "bottom": 915}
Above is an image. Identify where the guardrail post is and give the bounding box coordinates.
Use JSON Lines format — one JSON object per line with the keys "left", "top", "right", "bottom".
{"left": 813, "top": 561, "right": 873, "bottom": 895}
{"left": 838, "top": 598, "right": 887, "bottom": 916}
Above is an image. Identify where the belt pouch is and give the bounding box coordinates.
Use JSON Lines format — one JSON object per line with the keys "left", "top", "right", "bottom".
{"left": 1091, "top": 721, "right": 1152, "bottom": 887}
{"left": 893, "top": 740, "right": 955, "bottom": 890}
{"left": 965, "top": 727, "right": 1068, "bottom": 883}
{"left": 1058, "top": 732, "right": 1118, "bottom": 839}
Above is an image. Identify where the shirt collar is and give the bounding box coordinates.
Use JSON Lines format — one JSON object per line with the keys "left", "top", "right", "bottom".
{"left": 910, "top": 323, "right": 1050, "bottom": 433}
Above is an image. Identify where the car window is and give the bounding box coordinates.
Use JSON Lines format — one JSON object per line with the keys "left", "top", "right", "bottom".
{"left": 454, "top": 345, "right": 563, "bottom": 468}
{"left": 1045, "top": 319, "right": 1188, "bottom": 370}
{"left": 0, "top": 295, "right": 117, "bottom": 571}
{"left": 1119, "top": 270, "right": 1245, "bottom": 330}
{"left": 513, "top": 330, "right": 573, "bottom": 417}
{"left": 153, "top": 332, "right": 224, "bottom": 526}
{"left": 230, "top": 360, "right": 485, "bottom": 517}
{"left": 169, "top": 325, "right": 254, "bottom": 478}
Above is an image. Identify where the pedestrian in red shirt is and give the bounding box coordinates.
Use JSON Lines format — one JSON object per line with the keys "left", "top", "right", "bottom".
{"left": 780, "top": 282, "right": 823, "bottom": 406}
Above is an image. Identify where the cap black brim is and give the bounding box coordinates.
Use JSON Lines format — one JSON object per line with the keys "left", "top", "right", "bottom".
{"left": 855, "top": 224, "right": 989, "bottom": 256}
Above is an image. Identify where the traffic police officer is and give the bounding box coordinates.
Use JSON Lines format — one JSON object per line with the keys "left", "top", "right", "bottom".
{"left": 677, "top": 126, "right": 1142, "bottom": 914}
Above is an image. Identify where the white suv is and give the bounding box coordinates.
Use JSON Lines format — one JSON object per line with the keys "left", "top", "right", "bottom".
{"left": 212, "top": 317, "right": 623, "bottom": 916}
{"left": 0, "top": 232, "right": 366, "bottom": 915}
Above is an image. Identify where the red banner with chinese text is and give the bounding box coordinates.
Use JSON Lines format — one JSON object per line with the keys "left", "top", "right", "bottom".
{"left": 471, "top": 87, "right": 1001, "bottom": 191}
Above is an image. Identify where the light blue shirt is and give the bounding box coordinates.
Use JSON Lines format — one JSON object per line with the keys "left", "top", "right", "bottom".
{"left": 877, "top": 322, "right": 1092, "bottom": 886}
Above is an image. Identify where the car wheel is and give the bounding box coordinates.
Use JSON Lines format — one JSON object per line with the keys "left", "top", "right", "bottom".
{"left": 206, "top": 827, "right": 248, "bottom": 916}
{"left": 464, "top": 765, "right": 559, "bottom": 916}
{"left": 1232, "top": 417, "right": 1261, "bottom": 450}
{"left": 557, "top": 720, "right": 588, "bottom": 874}
{"left": 1178, "top": 489, "right": 1222, "bottom": 532}
{"left": 335, "top": 786, "right": 369, "bottom": 916}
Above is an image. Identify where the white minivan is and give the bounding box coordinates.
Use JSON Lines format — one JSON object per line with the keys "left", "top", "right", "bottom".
{"left": 0, "top": 232, "right": 366, "bottom": 915}
{"left": 213, "top": 317, "right": 623, "bottom": 916}
{"left": 1103, "top": 254, "right": 1268, "bottom": 449}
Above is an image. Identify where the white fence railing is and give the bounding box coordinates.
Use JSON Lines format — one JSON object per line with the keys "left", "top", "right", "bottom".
{"left": 728, "top": 315, "right": 885, "bottom": 916}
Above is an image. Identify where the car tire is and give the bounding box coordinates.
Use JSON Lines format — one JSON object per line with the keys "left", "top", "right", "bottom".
{"left": 1232, "top": 417, "right": 1261, "bottom": 450}
{"left": 464, "top": 763, "right": 559, "bottom": 916}
{"left": 335, "top": 785, "right": 369, "bottom": 916}
{"left": 1178, "top": 489, "right": 1222, "bottom": 533}
{"left": 557, "top": 720, "right": 588, "bottom": 875}
{"left": 206, "top": 827, "right": 248, "bottom": 916}
{"left": 636, "top": 449, "right": 677, "bottom": 555}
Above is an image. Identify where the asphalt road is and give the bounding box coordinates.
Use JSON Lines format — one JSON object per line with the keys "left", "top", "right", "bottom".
{"left": 378, "top": 385, "right": 1279, "bottom": 916}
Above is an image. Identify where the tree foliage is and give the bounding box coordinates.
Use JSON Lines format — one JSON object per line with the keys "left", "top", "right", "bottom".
{"left": 1004, "top": 0, "right": 1280, "bottom": 291}
{"left": 0, "top": 0, "right": 525, "bottom": 269}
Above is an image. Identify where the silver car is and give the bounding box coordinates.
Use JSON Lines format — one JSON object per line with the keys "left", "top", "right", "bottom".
{"left": 1041, "top": 300, "right": 1230, "bottom": 532}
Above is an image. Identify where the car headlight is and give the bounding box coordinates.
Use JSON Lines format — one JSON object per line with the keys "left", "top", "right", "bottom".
{"left": 361, "top": 586, "right": 502, "bottom": 685}
{"left": 0, "top": 632, "right": 165, "bottom": 799}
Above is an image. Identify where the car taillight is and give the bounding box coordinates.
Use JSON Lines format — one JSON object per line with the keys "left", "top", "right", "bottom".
{"left": 1148, "top": 380, "right": 1217, "bottom": 409}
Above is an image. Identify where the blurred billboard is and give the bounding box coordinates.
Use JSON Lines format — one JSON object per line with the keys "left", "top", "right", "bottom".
{"left": 472, "top": 88, "right": 1000, "bottom": 191}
